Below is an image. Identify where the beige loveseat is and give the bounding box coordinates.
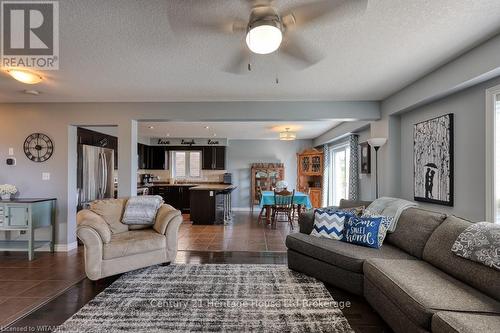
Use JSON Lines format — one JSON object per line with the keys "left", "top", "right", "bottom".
{"left": 76, "top": 198, "right": 183, "bottom": 280}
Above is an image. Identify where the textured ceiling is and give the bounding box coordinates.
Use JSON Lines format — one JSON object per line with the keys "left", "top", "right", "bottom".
{"left": 138, "top": 121, "right": 341, "bottom": 140}
{"left": 1, "top": 0, "right": 500, "bottom": 102}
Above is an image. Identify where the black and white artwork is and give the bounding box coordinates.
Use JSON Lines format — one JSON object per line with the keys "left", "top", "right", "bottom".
{"left": 414, "top": 114, "right": 454, "bottom": 206}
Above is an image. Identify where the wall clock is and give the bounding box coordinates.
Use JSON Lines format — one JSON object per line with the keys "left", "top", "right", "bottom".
{"left": 23, "top": 133, "right": 54, "bottom": 162}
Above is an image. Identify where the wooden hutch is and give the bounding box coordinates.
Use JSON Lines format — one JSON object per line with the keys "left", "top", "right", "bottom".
{"left": 250, "top": 163, "right": 285, "bottom": 211}
{"left": 297, "top": 148, "right": 324, "bottom": 208}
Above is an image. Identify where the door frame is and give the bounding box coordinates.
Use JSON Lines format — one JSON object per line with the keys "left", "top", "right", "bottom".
{"left": 485, "top": 84, "right": 500, "bottom": 222}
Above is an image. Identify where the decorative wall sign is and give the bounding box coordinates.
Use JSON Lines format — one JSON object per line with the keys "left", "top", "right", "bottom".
{"left": 151, "top": 138, "right": 227, "bottom": 146}
{"left": 23, "top": 133, "right": 54, "bottom": 162}
{"left": 414, "top": 114, "right": 454, "bottom": 206}
{"left": 359, "top": 141, "right": 371, "bottom": 174}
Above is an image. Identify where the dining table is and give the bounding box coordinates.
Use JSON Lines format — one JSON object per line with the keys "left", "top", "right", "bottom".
{"left": 258, "top": 190, "right": 313, "bottom": 224}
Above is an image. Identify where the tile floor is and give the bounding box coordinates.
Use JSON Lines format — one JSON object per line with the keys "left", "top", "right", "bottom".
{"left": 0, "top": 249, "right": 85, "bottom": 328}
{"left": 177, "top": 211, "right": 298, "bottom": 252}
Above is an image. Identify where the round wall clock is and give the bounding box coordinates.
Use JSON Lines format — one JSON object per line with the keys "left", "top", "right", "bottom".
{"left": 23, "top": 133, "right": 54, "bottom": 162}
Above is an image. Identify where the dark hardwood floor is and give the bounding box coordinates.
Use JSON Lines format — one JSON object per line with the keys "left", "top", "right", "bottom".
{"left": 5, "top": 250, "right": 391, "bottom": 333}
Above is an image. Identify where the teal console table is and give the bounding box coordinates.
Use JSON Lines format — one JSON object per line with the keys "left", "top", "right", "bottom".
{"left": 0, "top": 198, "right": 56, "bottom": 260}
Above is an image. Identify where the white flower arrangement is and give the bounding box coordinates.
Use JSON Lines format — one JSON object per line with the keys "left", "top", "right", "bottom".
{"left": 0, "top": 184, "right": 17, "bottom": 195}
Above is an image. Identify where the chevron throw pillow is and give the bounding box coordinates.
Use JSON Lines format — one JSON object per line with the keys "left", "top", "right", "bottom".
{"left": 310, "top": 209, "right": 353, "bottom": 240}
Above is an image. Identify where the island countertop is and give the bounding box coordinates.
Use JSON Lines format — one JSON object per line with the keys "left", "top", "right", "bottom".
{"left": 189, "top": 184, "right": 237, "bottom": 191}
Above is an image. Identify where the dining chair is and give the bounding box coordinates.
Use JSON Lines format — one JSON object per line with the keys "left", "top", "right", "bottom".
{"left": 272, "top": 189, "right": 295, "bottom": 229}
{"left": 256, "top": 187, "right": 267, "bottom": 224}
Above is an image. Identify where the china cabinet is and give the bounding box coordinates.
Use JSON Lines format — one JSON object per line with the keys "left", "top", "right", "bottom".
{"left": 297, "top": 149, "right": 323, "bottom": 208}
{"left": 250, "top": 163, "right": 285, "bottom": 211}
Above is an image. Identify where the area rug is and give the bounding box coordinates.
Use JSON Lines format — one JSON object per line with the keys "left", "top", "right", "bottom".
{"left": 55, "top": 264, "right": 353, "bottom": 332}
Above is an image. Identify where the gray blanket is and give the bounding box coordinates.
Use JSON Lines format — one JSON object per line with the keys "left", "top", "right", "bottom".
{"left": 365, "top": 197, "right": 418, "bottom": 232}
{"left": 121, "top": 195, "right": 164, "bottom": 225}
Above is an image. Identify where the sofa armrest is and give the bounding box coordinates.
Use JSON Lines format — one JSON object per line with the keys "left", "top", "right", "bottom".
{"left": 298, "top": 206, "right": 339, "bottom": 234}
{"left": 76, "top": 209, "right": 112, "bottom": 244}
{"left": 153, "top": 204, "right": 182, "bottom": 235}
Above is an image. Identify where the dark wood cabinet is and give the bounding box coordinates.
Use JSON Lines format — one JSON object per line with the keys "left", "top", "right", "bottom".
{"left": 137, "top": 144, "right": 167, "bottom": 170}
{"left": 202, "top": 146, "right": 226, "bottom": 170}
{"left": 151, "top": 185, "right": 192, "bottom": 213}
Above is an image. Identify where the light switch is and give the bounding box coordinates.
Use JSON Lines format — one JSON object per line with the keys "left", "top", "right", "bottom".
{"left": 42, "top": 172, "right": 50, "bottom": 180}
{"left": 209, "top": 191, "right": 214, "bottom": 196}
{"left": 8, "top": 148, "right": 14, "bottom": 156}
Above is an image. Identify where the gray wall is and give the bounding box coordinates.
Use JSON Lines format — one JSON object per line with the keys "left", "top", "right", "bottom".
{"left": 227, "top": 139, "right": 312, "bottom": 209}
{"left": 398, "top": 76, "right": 500, "bottom": 220}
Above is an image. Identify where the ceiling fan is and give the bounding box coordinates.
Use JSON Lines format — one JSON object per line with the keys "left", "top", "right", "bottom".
{"left": 170, "top": 0, "right": 368, "bottom": 74}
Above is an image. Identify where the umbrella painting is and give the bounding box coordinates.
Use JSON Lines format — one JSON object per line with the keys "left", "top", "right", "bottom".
{"left": 414, "top": 114, "right": 454, "bottom": 206}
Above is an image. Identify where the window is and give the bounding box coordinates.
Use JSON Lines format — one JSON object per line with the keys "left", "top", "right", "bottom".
{"left": 495, "top": 95, "right": 500, "bottom": 223}
{"left": 327, "top": 143, "right": 350, "bottom": 206}
{"left": 171, "top": 151, "right": 201, "bottom": 178}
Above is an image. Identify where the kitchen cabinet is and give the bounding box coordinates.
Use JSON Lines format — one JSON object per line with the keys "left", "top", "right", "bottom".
{"left": 137, "top": 144, "right": 167, "bottom": 170}
{"left": 202, "top": 146, "right": 226, "bottom": 170}
{"left": 151, "top": 185, "right": 192, "bottom": 213}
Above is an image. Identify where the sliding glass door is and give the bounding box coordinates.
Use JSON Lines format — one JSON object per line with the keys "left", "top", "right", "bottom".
{"left": 328, "top": 144, "right": 350, "bottom": 206}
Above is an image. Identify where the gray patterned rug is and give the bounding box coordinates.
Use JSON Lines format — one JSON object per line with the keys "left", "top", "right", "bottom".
{"left": 56, "top": 264, "right": 353, "bottom": 333}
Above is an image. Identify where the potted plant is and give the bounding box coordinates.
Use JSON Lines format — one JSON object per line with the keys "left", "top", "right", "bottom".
{"left": 0, "top": 184, "right": 17, "bottom": 200}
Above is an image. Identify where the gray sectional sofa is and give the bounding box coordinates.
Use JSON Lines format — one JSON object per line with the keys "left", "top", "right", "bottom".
{"left": 286, "top": 199, "right": 500, "bottom": 333}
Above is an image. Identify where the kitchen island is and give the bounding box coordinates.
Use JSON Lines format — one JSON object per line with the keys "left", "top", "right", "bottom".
{"left": 189, "top": 184, "right": 236, "bottom": 225}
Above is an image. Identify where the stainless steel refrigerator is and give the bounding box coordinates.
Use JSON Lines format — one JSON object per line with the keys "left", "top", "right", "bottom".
{"left": 77, "top": 144, "right": 114, "bottom": 208}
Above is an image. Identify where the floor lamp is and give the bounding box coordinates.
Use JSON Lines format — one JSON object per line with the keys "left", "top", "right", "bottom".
{"left": 367, "top": 138, "right": 387, "bottom": 199}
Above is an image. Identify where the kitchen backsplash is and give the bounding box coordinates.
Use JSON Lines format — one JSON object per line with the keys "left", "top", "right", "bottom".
{"left": 137, "top": 169, "right": 226, "bottom": 183}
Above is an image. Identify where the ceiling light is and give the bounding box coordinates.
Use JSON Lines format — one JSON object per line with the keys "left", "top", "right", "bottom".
{"left": 205, "top": 126, "right": 210, "bottom": 129}
{"left": 148, "top": 126, "right": 154, "bottom": 129}
{"left": 6, "top": 69, "right": 43, "bottom": 84}
{"left": 245, "top": 21, "right": 282, "bottom": 55}
{"left": 213, "top": 133, "right": 217, "bottom": 137}
{"left": 24, "top": 89, "right": 40, "bottom": 95}
{"left": 280, "top": 128, "right": 296, "bottom": 141}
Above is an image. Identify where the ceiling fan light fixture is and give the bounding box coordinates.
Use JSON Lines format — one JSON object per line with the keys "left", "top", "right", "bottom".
{"left": 245, "top": 21, "right": 282, "bottom": 55}
{"left": 279, "top": 128, "right": 296, "bottom": 141}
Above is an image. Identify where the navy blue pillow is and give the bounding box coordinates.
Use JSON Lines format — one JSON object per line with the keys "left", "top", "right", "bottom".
{"left": 343, "top": 216, "right": 388, "bottom": 249}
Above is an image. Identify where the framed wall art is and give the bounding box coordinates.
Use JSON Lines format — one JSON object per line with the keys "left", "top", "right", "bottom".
{"left": 414, "top": 113, "right": 454, "bottom": 206}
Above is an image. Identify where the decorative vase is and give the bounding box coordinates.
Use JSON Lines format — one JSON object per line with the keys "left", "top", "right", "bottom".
{"left": 1, "top": 194, "right": 11, "bottom": 200}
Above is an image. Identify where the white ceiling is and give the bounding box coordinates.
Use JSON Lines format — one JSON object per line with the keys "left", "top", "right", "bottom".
{"left": 138, "top": 121, "right": 341, "bottom": 140}
{"left": 1, "top": 0, "right": 500, "bottom": 102}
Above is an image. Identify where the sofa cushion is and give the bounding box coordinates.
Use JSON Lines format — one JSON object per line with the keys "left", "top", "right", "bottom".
{"left": 339, "top": 199, "right": 372, "bottom": 209}
{"left": 103, "top": 229, "right": 166, "bottom": 260}
{"left": 90, "top": 199, "right": 129, "bottom": 234}
{"left": 432, "top": 311, "right": 500, "bottom": 333}
{"left": 364, "top": 259, "right": 500, "bottom": 330}
{"left": 386, "top": 207, "right": 446, "bottom": 258}
{"left": 423, "top": 215, "right": 500, "bottom": 301}
{"left": 285, "top": 233, "right": 414, "bottom": 273}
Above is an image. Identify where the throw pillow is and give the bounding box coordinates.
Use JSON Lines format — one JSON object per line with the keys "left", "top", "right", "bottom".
{"left": 343, "top": 216, "right": 388, "bottom": 249}
{"left": 310, "top": 209, "right": 353, "bottom": 240}
{"left": 451, "top": 222, "right": 500, "bottom": 271}
{"left": 361, "top": 212, "right": 394, "bottom": 231}
{"left": 338, "top": 206, "right": 365, "bottom": 217}
{"left": 122, "top": 195, "right": 164, "bottom": 225}
{"left": 90, "top": 198, "right": 129, "bottom": 234}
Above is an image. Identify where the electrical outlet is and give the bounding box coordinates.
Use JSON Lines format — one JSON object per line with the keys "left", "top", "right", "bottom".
{"left": 42, "top": 172, "right": 50, "bottom": 180}
{"left": 8, "top": 148, "right": 14, "bottom": 155}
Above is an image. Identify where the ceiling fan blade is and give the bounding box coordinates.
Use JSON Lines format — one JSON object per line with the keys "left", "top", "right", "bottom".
{"left": 169, "top": 17, "right": 247, "bottom": 35}
{"left": 224, "top": 45, "right": 251, "bottom": 74}
{"left": 282, "top": 0, "right": 368, "bottom": 29}
{"left": 279, "top": 34, "right": 323, "bottom": 70}
{"left": 242, "top": 0, "right": 274, "bottom": 9}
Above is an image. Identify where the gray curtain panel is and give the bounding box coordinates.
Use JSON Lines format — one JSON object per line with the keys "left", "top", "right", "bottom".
{"left": 322, "top": 144, "right": 330, "bottom": 207}
{"left": 348, "top": 134, "right": 359, "bottom": 200}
